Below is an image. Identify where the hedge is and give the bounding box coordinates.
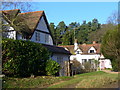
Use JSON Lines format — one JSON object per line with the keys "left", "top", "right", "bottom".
{"left": 2, "top": 39, "right": 51, "bottom": 77}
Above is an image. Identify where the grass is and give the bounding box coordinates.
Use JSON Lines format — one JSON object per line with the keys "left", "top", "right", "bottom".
{"left": 48, "top": 71, "right": 118, "bottom": 88}
{"left": 3, "top": 71, "right": 118, "bottom": 88}
{"left": 3, "top": 76, "right": 73, "bottom": 88}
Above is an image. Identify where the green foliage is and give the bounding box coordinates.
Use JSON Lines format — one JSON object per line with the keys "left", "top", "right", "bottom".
{"left": 2, "top": 39, "right": 50, "bottom": 77}
{"left": 50, "top": 19, "right": 101, "bottom": 45}
{"left": 46, "top": 59, "right": 60, "bottom": 76}
{"left": 3, "top": 75, "right": 73, "bottom": 88}
{"left": 101, "top": 26, "right": 120, "bottom": 71}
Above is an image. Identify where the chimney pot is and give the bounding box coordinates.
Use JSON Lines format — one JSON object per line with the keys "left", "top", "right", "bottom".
{"left": 93, "top": 41, "right": 96, "bottom": 44}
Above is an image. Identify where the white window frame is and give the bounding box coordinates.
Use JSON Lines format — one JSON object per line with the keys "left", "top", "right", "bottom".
{"left": 45, "top": 34, "right": 49, "bottom": 43}
{"left": 35, "top": 32, "right": 40, "bottom": 41}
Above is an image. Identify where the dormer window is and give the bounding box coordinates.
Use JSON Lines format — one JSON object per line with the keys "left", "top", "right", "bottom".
{"left": 77, "top": 51, "right": 80, "bottom": 54}
{"left": 75, "top": 49, "right": 82, "bottom": 54}
{"left": 90, "top": 50, "right": 94, "bottom": 53}
{"left": 88, "top": 46, "right": 96, "bottom": 53}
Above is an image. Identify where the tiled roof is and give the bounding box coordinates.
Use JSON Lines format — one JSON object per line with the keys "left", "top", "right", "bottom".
{"left": 18, "top": 11, "right": 44, "bottom": 38}
{"left": 2, "top": 9, "right": 53, "bottom": 40}
{"left": 2, "top": 9, "right": 20, "bottom": 21}
{"left": 43, "top": 44, "right": 71, "bottom": 55}
{"left": 59, "top": 43, "right": 101, "bottom": 55}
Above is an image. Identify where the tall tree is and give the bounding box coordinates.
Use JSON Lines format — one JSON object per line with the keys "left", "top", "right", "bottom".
{"left": 101, "top": 26, "right": 120, "bottom": 71}
{"left": 55, "top": 21, "right": 67, "bottom": 45}
{"left": 49, "top": 23, "right": 56, "bottom": 44}
{"left": 91, "top": 18, "right": 101, "bottom": 31}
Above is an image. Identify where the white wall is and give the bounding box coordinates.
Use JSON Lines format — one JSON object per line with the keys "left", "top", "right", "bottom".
{"left": 99, "top": 59, "right": 112, "bottom": 69}
{"left": 70, "top": 54, "right": 100, "bottom": 64}
{"left": 7, "top": 31, "right": 16, "bottom": 40}
{"left": 36, "top": 16, "right": 49, "bottom": 33}
{"left": 2, "top": 19, "right": 16, "bottom": 39}
{"left": 31, "top": 16, "right": 53, "bottom": 45}
{"left": 30, "top": 31, "right": 53, "bottom": 45}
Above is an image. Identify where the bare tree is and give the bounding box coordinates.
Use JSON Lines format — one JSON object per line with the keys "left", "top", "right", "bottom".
{"left": 1, "top": 0, "right": 34, "bottom": 38}
{"left": 107, "top": 11, "right": 119, "bottom": 25}
{"left": 1, "top": 0, "right": 34, "bottom": 12}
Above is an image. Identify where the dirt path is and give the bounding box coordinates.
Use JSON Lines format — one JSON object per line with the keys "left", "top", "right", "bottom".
{"left": 102, "top": 70, "right": 119, "bottom": 74}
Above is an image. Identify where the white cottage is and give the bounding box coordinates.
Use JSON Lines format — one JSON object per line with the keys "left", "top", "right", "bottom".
{"left": 60, "top": 40, "right": 112, "bottom": 70}
{"left": 2, "top": 9, "right": 71, "bottom": 76}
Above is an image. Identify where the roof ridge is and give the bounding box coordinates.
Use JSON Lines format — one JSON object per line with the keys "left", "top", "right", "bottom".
{"left": 2, "top": 9, "right": 20, "bottom": 12}
{"left": 20, "top": 11, "right": 44, "bottom": 15}
{"left": 79, "top": 43, "right": 101, "bottom": 46}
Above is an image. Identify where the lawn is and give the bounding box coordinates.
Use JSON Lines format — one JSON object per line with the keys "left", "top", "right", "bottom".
{"left": 48, "top": 71, "right": 118, "bottom": 88}
{"left": 3, "top": 71, "right": 118, "bottom": 88}
{"left": 3, "top": 75, "right": 73, "bottom": 88}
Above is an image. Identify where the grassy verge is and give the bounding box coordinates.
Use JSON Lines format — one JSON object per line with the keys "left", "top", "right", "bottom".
{"left": 3, "top": 71, "right": 118, "bottom": 88}
{"left": 3, "top": 76, "right": 73, "bottom": 88}
{"left": 48, "top": 71, "right": 118, "bottom": 88}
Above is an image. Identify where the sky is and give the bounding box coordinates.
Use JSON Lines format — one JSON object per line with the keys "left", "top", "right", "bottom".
{"left": 31, "top": 2, "right": 118, "bottom": 26}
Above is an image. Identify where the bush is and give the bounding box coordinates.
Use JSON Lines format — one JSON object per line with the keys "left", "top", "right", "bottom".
{"left": 70, "top": 60, "right": 83, "bottom": 75}
{"left": 45, "top": 59, "right": 60, "bottom": 76}
{"left": 2, "top": 39, "right": 50, "bottom": 77}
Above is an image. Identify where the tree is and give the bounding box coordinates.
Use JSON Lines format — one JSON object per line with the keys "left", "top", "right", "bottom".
{"left": 49, "top": 23, "right": 56, "bottom": 44}
{"left": 1, "top": 10, "right": 32, "bottom": 39}
{"left": 1, "top": 1, "right": 34, "bottom": 38}
{"left": 91, "top": 18, "right": 101, "bottom": 31}
{"left": 101, "top": 26, "right": 120, "bottom": 71}
{"left": 2, "top": 1, "right": 34, "bottom": 12}
{"left": 107, "top": 11, "right": 118, "bottom": 25}
{"left": 55, "top": 21, "right": 67, "bottom": 45}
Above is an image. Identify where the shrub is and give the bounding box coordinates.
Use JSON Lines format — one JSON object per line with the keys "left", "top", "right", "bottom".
{"left": 2, "top": 39, "right": 50, "bottom": 77}
{"left": 45, "top": 59, "right": 60, "bottom": 76}
{"left": 70, "top": 60, "right": 83, "bottom": 75}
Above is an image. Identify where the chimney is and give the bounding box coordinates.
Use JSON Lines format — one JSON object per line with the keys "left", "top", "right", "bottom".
{"left": 74, "top": 39, "right": 78, "bottom": 51}
{"left": 82, "top": 43, "right": 86, "bottom": 45}
{"left": 93, "top": 41, "right": 96, "bottom": 44}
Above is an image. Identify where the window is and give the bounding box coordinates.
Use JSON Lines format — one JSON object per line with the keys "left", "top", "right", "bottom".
{"left": 57, "top": 57, "right": 63, "bottom": 64}
{"left": 88, "top": 59, "right": 92, "bottom": 64}
{"left": 35, "top": 32, "right": 40, "bottom": 41}
{"left": 82, "top": 59, "right": 87, "bottom": 65}
{"left": 90, "top": 50, "right": 94, "bottom": 53}
{"left": 45, "top": 34, "right": 49, "bottom": 43}
{"left": 76, "top": 51, "right": 80, "bottom": 54}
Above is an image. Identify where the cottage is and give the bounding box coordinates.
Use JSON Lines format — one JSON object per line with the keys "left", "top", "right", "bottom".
{"left": 2, "top": 9, "right": 71, "bottom": 76}
{"left": 60, "top": 40, "right": 112, "bottom": 70}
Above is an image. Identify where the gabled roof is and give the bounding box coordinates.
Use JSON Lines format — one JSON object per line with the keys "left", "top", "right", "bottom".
{"left": 59, "top": 43, "right": 101, "bottom": 55}
{"left": 43, "top": 44, "right": 71, "bottom": 55}
{"left": 18, "top": 11, "right": 44, "bottom": 38}
{"left": 2, "top": 9, "right": 20, "bottom": 23}
{"left": 2, "top": 9, "right": 54, "bottom": 43}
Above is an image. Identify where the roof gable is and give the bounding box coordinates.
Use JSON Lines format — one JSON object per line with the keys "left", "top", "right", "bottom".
{"left": 2, "top": 9, "right": 20, "bottom": 23}
{"left": 59, "top": 43, "right": 101, "bottom": 54}
{"left": 88, "top": 46, "right": 97, "bottom": 53}
{"left": 2, "top": 9, "right": 54, "bottom": 42}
